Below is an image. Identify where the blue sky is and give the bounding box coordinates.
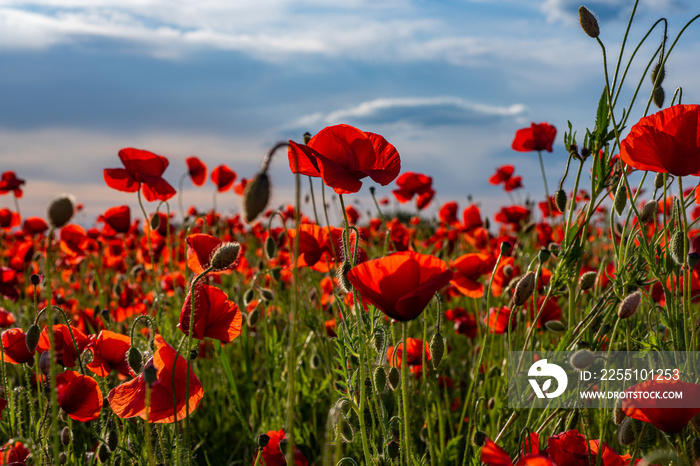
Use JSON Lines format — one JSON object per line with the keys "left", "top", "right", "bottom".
{"left": 0, "top": 0, "right": 698, "bottom": 224}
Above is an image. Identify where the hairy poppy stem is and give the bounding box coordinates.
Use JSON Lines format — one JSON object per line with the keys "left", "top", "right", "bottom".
{"left": 400, "top": 322, "right": 413, "bottom": 465}
{"left": 537, "top": 150, "right": 551, "bottom": 218}
{"left": 43, "top": 225, "right": 61, "bottom": 464}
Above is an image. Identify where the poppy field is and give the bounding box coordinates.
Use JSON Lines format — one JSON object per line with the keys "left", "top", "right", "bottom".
{"left": 2, "top": 5, "right": 700, "bottom": 466}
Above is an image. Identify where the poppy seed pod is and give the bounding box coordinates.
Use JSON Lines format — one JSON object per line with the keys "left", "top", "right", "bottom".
{"left": 243, "top": 172, "right": 270, "bottom": 223}
{"left": 500, "top": 241, "right": 512, "bottom": 255}
{"left": 30, "top": 274, "right": 41, "bottom": 286}
{"left": 429, "top": 332, "right": 445, "bottom": 369}
{"left": 555, "top": 189, "right": 567, "bottom": 213}
{"left": 210, "top": 242, "right": 241, "bottom": 271}
{"left": 570, "top": 349, "right": 595, "bottom": 370}
{"left": 618, "top": 291, "right": 642, "bottom": 319}
{"left": 579, "top": 271, "right": 597, "bottom": 291}
{"left": 47, "top": 194, "right": 75, "bottom": 228}
{"left": 578, "top": 6, "right": 599, "bottom": 38}
{"left": 512, "top": 271, "right": 536, "bottom": 307}
{"left": 638, "top": 200, "right": 658, "bottom": 224}
{"left": 669, "top": 230, "right": 687, "bottom": 266}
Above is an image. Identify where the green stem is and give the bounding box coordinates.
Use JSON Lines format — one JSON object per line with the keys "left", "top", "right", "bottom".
{"left": 401, "top": 322, "right": 413, "bottom": 466}
{"left": 537, "top": 150, "right": 551, "bottom": 218}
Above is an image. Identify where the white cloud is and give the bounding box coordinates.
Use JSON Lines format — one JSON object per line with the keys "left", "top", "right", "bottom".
{"left": 292, "top": 97, "right": 527, "bottom": 129}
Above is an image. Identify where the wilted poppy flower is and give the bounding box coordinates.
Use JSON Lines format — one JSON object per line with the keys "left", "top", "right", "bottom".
{"left": 98, "top": 205, "right": 131, "bottom": 234}
{"left": 620, "top": 104, "right": 700, "bottom": 176}
{"left": 288, "top": 124, "right": 401, "bottom": 194}
{"left": 23, "top": 217, "right": 48, "bottom": 235}
{"left": 512, "top": 122, "right": 557, "bottom": 152}
{"left": 211, "top": 164, "right": 237, "bottom": 191}
{"left": 178, "top": 282, "right": 243, "bottom": 343}
{"left": 186, "top": 156, "right": 208, "bottom": 186}
{"left": 346, "top": 251, "right": 453, "bottom": 321}
{"left": 108, "top": 334, "right": 204, "bottom": 423}
{"left": 0, "top": 171, "right": 25, "bottom": 197}
{"left": 0, "top": 209, "right": 20, "bottom": 230}
{"left": 1, "top": 328, "right": 34, "bottom": 364}
{"left": 622, "top": 379, "right": 700, "bottom": 433}
{"left": 87, "top": 330, "right": 132, "bottom": 377}
{"left": 36, "top": 324, "right": 90, "bottom": 368}
{"left": 254, "top": 429, "right": 308, "bottom": 466}
{"left": 55, "top": 370, "right": 102, "bottom": 422}
{"left": 450, "top": 253, "right": 496, "bottom": 298}
{"left": 103, "top": 148, "right": 176, "bottom": 202}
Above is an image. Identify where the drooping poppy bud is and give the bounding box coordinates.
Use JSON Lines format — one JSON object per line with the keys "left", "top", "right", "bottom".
{"left": 388, "top": 367, "right": 400, "bottom": 390}
{"left": 579, "top": 271, "right": 597, "bottom": 291}
{"left": 638, "top": 200, "right": 658, "bottom": 224}
{"left": 25, "top": 324, "right": 41, "bottom": 353}
{"left": 669, "top": 230, "right": 687, "bottom": 266}
{"left": 429, "top": 332, "right": 445, "bottom": 369}
{"left": 613, "top": 180, "right": 627, "bottom": 215}
{"left": 653, "top": 86, "right": 665, "bottom": 109}
{"left": 618, "top": 291, "right": 642, "bottom": 319}
{"left": 374, "top": 366, "right": 387, "bottom": 393}
{"left": 579, "top": 6, "right": 599, "bottom": 38}
{"left": 570, "top": 349, "right": 595, "bottom": 370}
{"left": 512, "top": 272, "right": 536, "bottom": 306}
{"left": 47, "top": 194, "right": 75, "bottom": 228}
{"left": 555, "top": 189, "right": 567, "bottom": 213}
{"left": 651, "top": 62, "right": 665, "bottom": 86}
{"left": 126, "top": 347, "right": 142, "bottom": 375}
{"left": 243, "top": 172, "right": 271, "bottom": 223}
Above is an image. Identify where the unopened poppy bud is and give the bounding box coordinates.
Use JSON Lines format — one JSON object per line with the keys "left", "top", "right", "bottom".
{"left": 579, "top": 271, "right": 597, "bottom": 291}
{"left": 651, "top": 62, "right": 665, "bottom": 86}
{"left": 503, "top": 265, "right": 513, "bottom": 278}
{"left": 310, "top": 352, "right": 321, "bottom": 369}
{"left": 190, "top": 348, "right": 198, "bottom": 360}
{"left": 387, "top": 440, "right": 400, "bottom": 459}
{"left": 618, "top": 291, "right": 642, "bottom": 319}
{"left": 259, "top": 288, "right": 274, "bottom": 302}
{"left": 689, "top": 252, "right": 700, "bottom": 270}
{"left": 388, "top": 366, "right": 400, "bottom": 390}
{"left": 61, "top": 426, "right": 72, "bottom": 445}
{"left": 578, "top": 6, "right": 599, "bottom": 38}
{"left": 500, "top": 241, "right": 512, "bottom": 255}
{"left": 26, "top": 324, "right": 41, "bottom": 353}
{"left": 545, "top": 320, "right": 565, "bottom": 333}
{"left": 243, "top": 288, "right": 255, "bottom": 307}
{"left": 149, "top": 214, "right": 160, "bottom": 231}
{"left": 337, "top": 261, "right": 352, "bottom": 293}
{"left": 613, "top": 400, "right": 626, "bottom": 425}
{"left": 47, "top": 194, "right": 75, "bottom": 228}
{"left": 59, "top": 452, "right": 67, "bottom": 464}
{"left": 613, "top": 180, "right": 627, "bottom": 215}
{"left": 472, "top": 430, "right": 487, "bottom": 447}
{"left": 570, "top": 349, "right": 595, "bottom": 370}
{"left": 538, "top": 248, "right": 550, "bottom": 263}
{"left": 126, "top": 347, "right": 142, "bottom": 374}
{"left": 210, "top": 242, "right": 241, "bottom": 271}
{"left": 555, "top": 189, "right": 567, "bottom": 213}
{"left": 512, "top": 272, "right": 536, "bottom": 307}
{"left": 389, "top": 416, "right": 401, "bottom": 438}
{"left": 257, "top": 433, "right": 270, "bottom": 448}
{"left": 339, "top": 419, "right": 354, "bottom": 443}
{"left": 669, "top": 230, "right": 687, "bottom": 266}
{"left": 39, "top": 351, "right": 51, "bottom": 376}
{"left": 143, "top": 361, "right": 158, "bottom": 386}
{"left": 303, "top": 132, "right": 312, "bottom": 144}
{"left": 247, "top": 308, "right": 260, "bottom": 327}
{"left": 653, "top": 86, "right": 665, "bottom": 109}
{"left": 638, "top": 200, "right": 658, "bottom": 224}
{"left": 97, "top": 443, "right": 110, "bottom": 463}
{"left": 374, "top": 366, "right": 387, "bottom": 393}
{"left": 429, "top": 332, "right": 445, "bottom": 369}
{"left": 618, "top": 418, "right": 640, "bottom": 446}
{"left": 243, "top": 172, "right": 271, "bottom": 223}
{"left": 264, "top": 236, "right": 276, "bottom": 260}
{"left": 372, "top": 327, "right": 385, "bottom": 353}
{"left": 107, "top": 430, "right": 118, "bottom": 452}
{"left": 654, "top": 172, "right": 665, "bottom": 190}
{"left": 30, "top": 274, "right": 41, "bottom": 286}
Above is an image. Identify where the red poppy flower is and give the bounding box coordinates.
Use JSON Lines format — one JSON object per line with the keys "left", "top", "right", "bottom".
{"left": 345, "top": 205, "right": 360, "bottom": 225}
{"left": 211, "top": 164, "right": 237, "bottom": 192}
{"left": 504, "top": 176, "right": 523, "bottom": 192}
{"left": 286, "top": 224, "right": 340, "bottom": 270}
{"left": 489, "top": 165, "right": 514, "bottom": 185}
{"left": 0, "top": 309, "right": 14, "bottom": 328}
{"left": 55, "top": 370, "right": 102, "bottom": 422}
{"left": 512, "top": 122, "right": 556, "bottom": 152}
{"left": 622, "top": 379, "right": 700, "bottom": 433}
{"left": 621, "top": 104, "right": 700, "bottom": 176}
{"left": 481, "top": 436, "right": 554, "bottom": 466}
{"left": 59, "top": 224, "right": 88, "bottom": 264}
{"left": 108, "top": 334, "right": 204, "bottom": 423}
{"left": 387, "top": 338, "right": 430, "bottom": 368}
{"left": 178, "top": 282, "right": 243, "bottom": 343}
{"left": 439, "top": 202, "right": 459, "bottom": 225}
{"left": 495, "top": 205, "right": 530, "bottom": 227}
{"left": 1, "top": 328, "right": 34, "bottom": 364}
{"left": 98, "top": 205, "right": 131, "bottom": 234}
{"left": 36, "top": 324, "right": 90, "bottom": 368}
{"left": 485, "top": 306, "right": 514, "bottom": 334}
{"left": 546, "top": 430, "right": 631, "bottom": 466}
{"left": 346, "top": 251, "right": 453, "bottom": 321}
{"left": 103, "top": 148, "right": 176, "bottom": 202}
{"left": 0, "top": 171, "right": 25, "bottom": 197}
{"left": 0, "top": 208, "right": 20, "bottom": 230}
{"left": 87, "top": 330, "right": 132, "bottom": 377}
{"left": 463, "top": 204, "right": 483, "bottom": 230}
{"left": 186, "top": 156, "right": 208, "bottom": 186}
{"left": 0, "top": 441, "right": 30, "bottom": 465}
{"left": 233, "top": 178, "right": 248, "bottom": 195}
{"left": 288, "top": 124, "right": 401, "bottom": 194}
{"left": 0, "top": 267, "right": 19, "bottom": 302}
{"left": 393, "top": 172, "right": 433, "bottom": 203}
{"left": 254, "top": 429, "right": 308, "bottom": 466}
{"left": 450, "top": 253, "right": 496, "bottom": 298}
{"left": 23, "top": 217, "right": 48, "bottom": 235}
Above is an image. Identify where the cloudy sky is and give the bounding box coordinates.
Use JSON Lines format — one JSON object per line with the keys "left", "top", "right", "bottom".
{"left": 0, "top": 0, "right": 698, "bottom": 225}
